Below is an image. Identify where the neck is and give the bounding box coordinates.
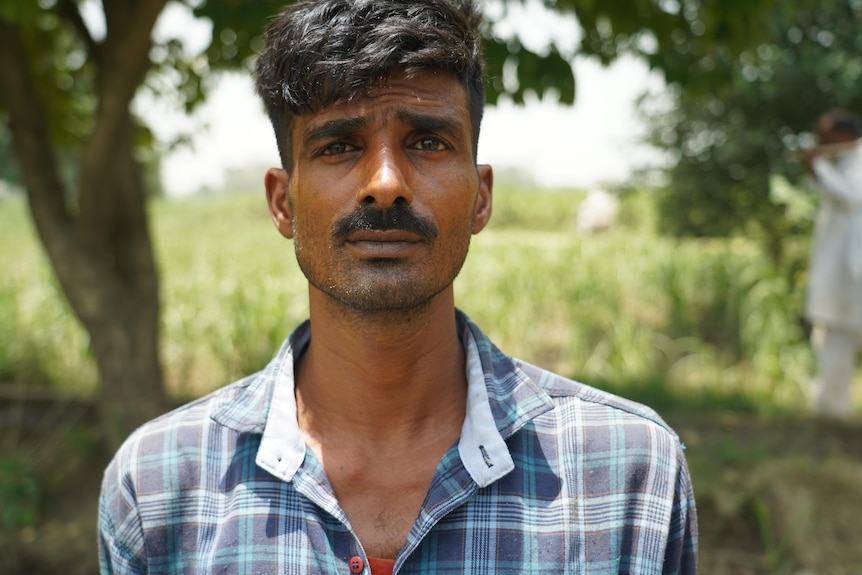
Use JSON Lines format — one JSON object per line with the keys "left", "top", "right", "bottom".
{"left": 295, "top": 286, "right": 467, "bottom": 446}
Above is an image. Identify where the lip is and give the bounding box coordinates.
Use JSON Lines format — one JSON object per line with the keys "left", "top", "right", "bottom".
{"left": 344, "top": 230, "right": 423, "bottom": 258}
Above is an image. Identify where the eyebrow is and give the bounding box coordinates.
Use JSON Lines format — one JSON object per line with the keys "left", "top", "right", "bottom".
{"left": 302, "top": 108, "right": 466, "bottom": 146}
{"left": 395, "top": 108, "right": 464, "bottom": 139}
{"left": 302, "top": 116, "right": 369, "bottom": 146}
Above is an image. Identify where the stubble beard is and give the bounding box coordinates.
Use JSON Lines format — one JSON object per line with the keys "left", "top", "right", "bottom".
{"left": 292, "top": 203, "right": 474, "bottom": 313}
{"left": 296, "top": 241, "right": 472, "bottom": 312}
{"left": 293, "top": 219, "right": 473, "bottom": 313}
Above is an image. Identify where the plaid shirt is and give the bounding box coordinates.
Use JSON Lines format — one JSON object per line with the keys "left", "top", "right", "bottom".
{"left": 99, "top": 311, "right": 697, "bottom": 574}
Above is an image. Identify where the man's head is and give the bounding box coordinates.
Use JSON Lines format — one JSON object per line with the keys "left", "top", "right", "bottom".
{"left": 254, "top": 0, "right": 486, "bottom": 167}
{"left": 817, "top": 109, "right": 862, "bottom": 145}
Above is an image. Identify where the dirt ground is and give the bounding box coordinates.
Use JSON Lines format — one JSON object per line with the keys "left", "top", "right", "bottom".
{"left": 670, "top": 414, "right": 862, "bottom": 575}
{"left": 1, "top": 411, "right": 860, "bottom": 575}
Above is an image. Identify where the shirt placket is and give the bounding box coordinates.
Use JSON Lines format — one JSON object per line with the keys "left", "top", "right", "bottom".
{"left": 289, "top": 457, "right": 373, "bottom": 574}
{"left": 391, "top": 449, "right": 481, "bottom": 573}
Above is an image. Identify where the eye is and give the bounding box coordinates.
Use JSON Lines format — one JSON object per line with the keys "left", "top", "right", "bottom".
{"left": 410, "top": 136, "right": 449, "bottom": 152}
{"left": 320, "top": 142, "right": 358, "bottom": 156}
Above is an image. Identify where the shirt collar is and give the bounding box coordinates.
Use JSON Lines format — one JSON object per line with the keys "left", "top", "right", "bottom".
{"left": 211, "top": 311, "right": 555, "bottom": 487}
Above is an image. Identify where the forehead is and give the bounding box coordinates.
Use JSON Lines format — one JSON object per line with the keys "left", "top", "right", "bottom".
{"left": 294, "top": 71, "right": 471, "bottom": 136}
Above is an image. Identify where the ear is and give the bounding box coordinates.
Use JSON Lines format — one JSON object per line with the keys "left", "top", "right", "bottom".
{"left": 265, "top": 168, "right": 294, "bottom": 239}
{"left": 471, "top": 164, "right": 493, "bottom": 234}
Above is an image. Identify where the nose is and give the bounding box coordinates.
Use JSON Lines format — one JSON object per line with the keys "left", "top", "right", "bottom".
{"left": 356, "top": 146, "right": 413, "bottom": 208}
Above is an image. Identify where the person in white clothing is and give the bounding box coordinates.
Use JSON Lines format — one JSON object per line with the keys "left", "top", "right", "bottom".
{"left": 803, "top": 110, "right": 862, "bottom": 418}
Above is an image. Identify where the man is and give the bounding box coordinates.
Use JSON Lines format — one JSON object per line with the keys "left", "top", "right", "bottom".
{"left": 98, "top": 1, "right": 698, "bottom": 573}
{"left": 804, "top": 110, "right": 862, "bottom": 418}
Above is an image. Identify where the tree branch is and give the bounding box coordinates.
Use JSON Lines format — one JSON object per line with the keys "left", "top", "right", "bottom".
{"left": 77, "top": 0, "right": 168, "bottom": 245}
{"left": 57, "top": 0, "right": 99, "bottom": 61}
{"left": 0, "top": 20, "right": 72, "bottom": 232}
{"left": 0, "top": 19, "right": 110, "bottom": 322}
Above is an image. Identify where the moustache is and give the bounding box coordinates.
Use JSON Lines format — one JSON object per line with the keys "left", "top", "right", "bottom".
{"left": 332, "top": 205, "right": 439, "bottom": 241}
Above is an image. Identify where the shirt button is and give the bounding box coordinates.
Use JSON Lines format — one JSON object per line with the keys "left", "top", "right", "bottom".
{"left": 349, "top": 556, "right": 364, "bottom": 574}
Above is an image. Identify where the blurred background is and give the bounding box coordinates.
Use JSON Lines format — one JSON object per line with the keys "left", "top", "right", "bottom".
{"left": 1, "top": 0, "right": 861, "bottom": 573}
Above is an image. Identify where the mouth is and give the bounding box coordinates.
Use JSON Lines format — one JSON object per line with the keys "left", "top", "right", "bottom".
{"left": 344, "top": 230, "right": 423, "bottom": 258}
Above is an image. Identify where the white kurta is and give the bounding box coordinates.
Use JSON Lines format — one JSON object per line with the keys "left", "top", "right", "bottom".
{"left": 805, "top": 147, "right": 862, "bottom": 332}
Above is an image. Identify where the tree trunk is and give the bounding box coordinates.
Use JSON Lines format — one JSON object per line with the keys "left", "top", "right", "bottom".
{"left": 76, "top": 111, "right": 168, "bottom": 448}
{"left": 0, "top": 1, "right": 170, "bottom": 448}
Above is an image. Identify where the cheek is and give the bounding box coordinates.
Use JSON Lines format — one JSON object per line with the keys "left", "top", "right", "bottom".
{"left": 291, "top": 201, "right": 335, "bottom": 247}
{"left": 448, "top": 188, "right": 482, "bottom": 225}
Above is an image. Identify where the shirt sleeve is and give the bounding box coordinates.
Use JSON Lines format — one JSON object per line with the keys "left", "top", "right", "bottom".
{"left": 662, "top": 445, "right": 699, "bottom": 575}
{"left": 812, "top": 154, "right": 862, "bottom": 209}
{"left": 98, "top": 454, "right": 148, "bottom": 575}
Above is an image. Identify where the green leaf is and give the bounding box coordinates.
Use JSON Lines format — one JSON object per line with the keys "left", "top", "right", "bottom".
{"left": 0, "top": 1, "right": 40, "bottom": 25}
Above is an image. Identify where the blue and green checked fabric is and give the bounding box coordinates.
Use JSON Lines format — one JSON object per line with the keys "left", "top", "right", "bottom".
{"left": 99, "top": 311, "right": 697, "bottom": 574}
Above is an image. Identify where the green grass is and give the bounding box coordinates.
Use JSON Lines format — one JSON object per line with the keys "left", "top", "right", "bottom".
{"left": 0, "top": 187, "right": 820, "bottom": 413}
{"left": 0, "top": 198, "right": 96, "bottom": 393}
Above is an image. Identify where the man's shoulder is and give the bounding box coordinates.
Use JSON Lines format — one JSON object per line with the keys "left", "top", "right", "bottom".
{"left": 513, "top": 358, "right": 680, "bottom": 441}
{"left": 460, "top": 312, "right": 680, "bottom": 442}
{"left": 126, "top": 321, "right": 308, "bottom": 446}
{"left": 110, "top": 371, "right": 265, "bottom": 464}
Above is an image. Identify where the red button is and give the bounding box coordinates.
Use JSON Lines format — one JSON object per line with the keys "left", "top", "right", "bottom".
{"left": 349, "top": 555, "right": 364, "bottom": 574}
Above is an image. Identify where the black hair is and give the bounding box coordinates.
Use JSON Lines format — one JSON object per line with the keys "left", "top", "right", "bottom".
{"left": 253, "top": 0, "right": 486, "bottom": 166}
{"left": 824, "top": 109, "right": 862, "bottom": 138}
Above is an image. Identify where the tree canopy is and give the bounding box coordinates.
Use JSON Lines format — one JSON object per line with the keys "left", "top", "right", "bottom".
{"left": 646, "top": 0, "right": 862, "bottom": 263}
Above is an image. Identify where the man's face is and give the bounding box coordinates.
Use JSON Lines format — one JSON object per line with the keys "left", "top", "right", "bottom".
{"left": 266, "top": 71, "right": 493, "bottom": 312}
